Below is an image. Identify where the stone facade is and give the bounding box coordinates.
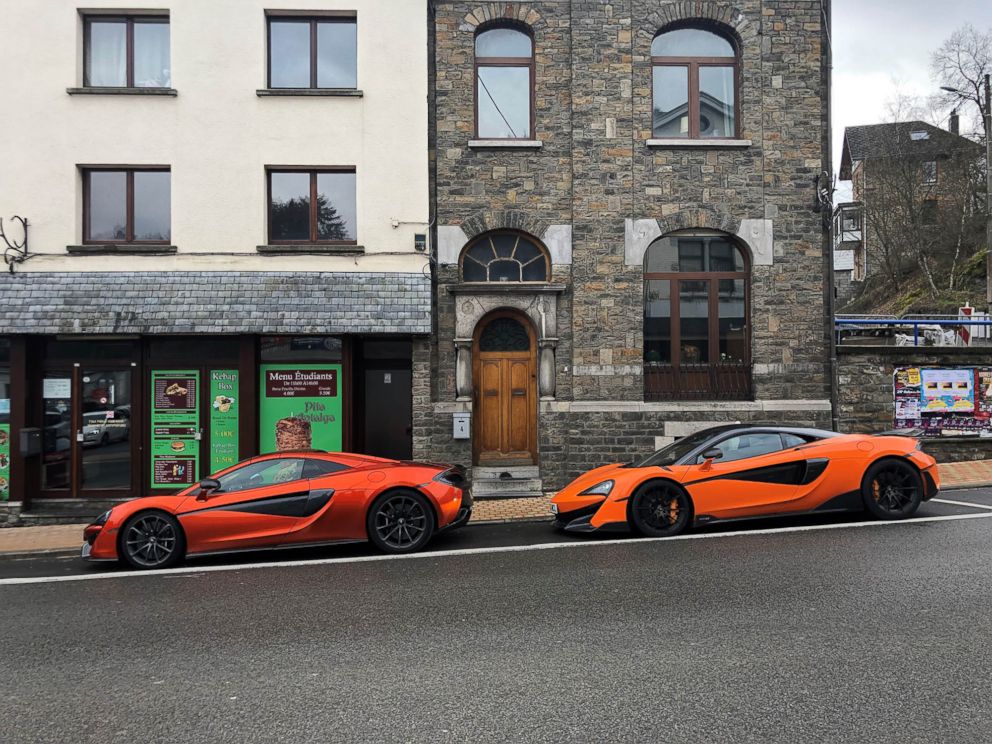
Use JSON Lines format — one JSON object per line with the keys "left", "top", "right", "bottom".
{"left": 836, "top": 347, "right": 992, "bottom": 463}
{"left": 424, "top": 1, "right": 833, "bottom": 491}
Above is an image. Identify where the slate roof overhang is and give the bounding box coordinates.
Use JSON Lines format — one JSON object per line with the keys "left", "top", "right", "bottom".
{"left": 839, "top": 120, "right": 983, "bottom": 180}
{"left": 0, "top": 271, "right": 432, "bottom": 335}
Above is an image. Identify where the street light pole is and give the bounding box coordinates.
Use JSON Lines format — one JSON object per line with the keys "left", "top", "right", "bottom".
{"left": 984, "top": 73, "right": 991, "bottom": 305}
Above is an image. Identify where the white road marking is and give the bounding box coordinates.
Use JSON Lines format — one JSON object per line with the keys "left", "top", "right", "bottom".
{"left": 932, "top": 498, "right": 992, "bottom": 511}
{"left": 2, "top": 511, "right": 992, "bottom": 587}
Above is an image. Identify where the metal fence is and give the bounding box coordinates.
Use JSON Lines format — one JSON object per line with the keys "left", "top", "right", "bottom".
{"left": 644, "top": 362, "right": 753, "bottom": 401}
{"left": 836, "top": 312, "right": 992, "bottom": 347}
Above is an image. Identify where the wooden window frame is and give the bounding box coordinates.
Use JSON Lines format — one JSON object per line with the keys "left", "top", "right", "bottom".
{"left": 266, "top": 16, "right": 358, "bottom": 90}
{"left": 474, "top": 24, "right": 535, "bottom": 140}
{"left": 651, "top": 28, "right": 740, "bottom": 140}
{"left": 83, "top": 15, "right": 170, "bottom": 89}
{"left": 266, "top": 168, "right": 358, "bottom": 245}
{"left": 82, "top": 167, "right": 171, "bottom": 245}
{"left": 459, "top": 229, "right": 550, "bottom": 283}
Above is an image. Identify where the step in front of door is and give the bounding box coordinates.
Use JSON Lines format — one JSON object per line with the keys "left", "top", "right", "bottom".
{"left": 473, "top": 465, "right": 540, "bottom": 481}
{"left": 471, "top": 477, "right": 544, "bottom": 500}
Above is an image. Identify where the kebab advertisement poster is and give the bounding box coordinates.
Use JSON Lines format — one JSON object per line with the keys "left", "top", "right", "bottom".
{"left": 259, "top": 365, "right": 343, "bottom": 453}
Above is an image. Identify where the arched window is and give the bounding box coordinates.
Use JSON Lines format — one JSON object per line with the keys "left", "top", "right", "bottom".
{"left": 461, "top": 231, "right": 549, "bottom": 283}
{"left": 644, "top": 233, "right": 751, "bottom": 400}
{"left": 651, "top": 26, "right": 738, "bottom": 139}
{"left": 475, "top": 25, "right": 533, "bottom": 139}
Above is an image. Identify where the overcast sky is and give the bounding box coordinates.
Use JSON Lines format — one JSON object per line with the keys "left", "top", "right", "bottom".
{"left": 832, "top": 0, "right": 992, "bottom": 185}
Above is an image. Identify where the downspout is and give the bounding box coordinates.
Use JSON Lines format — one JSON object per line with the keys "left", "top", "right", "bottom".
{"left": 823, "top": 0, "right": 840, "bottom": 431}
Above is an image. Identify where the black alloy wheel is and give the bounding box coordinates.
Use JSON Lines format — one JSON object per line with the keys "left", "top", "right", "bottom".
{"left": 862, "top": 459, "right": 923, "bottom": 519}
{"left": 120, "top": 512, "right": 185, "bottom": 569}
{"left": 367, "top": 490, "right": 436, "bottom": 554}
{"left": 629, "top": 481, "right": 692, "bottom": 538}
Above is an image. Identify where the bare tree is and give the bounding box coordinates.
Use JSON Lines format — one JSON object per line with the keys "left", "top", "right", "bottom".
{"left": 932, "top": 24, "right": 992, "bottom": 141}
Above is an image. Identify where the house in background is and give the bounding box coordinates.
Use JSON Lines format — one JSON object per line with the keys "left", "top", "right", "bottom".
{"left": 836, "top": 115, "right": 984, "bottom": 307}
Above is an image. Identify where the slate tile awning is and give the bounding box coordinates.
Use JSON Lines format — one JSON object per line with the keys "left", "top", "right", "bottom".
{"left": 0, "top": 271, "right": 431, "bottom": 335}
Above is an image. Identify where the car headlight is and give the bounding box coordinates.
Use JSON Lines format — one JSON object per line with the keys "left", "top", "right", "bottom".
{"left": 580, "top": 480, "right": 614, "bottom": 497}
{"left": 94, "top": 509, "right": 112, "bottom": 526}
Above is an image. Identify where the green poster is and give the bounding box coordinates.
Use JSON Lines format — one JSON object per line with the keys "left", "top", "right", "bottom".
{"left": 150, "top": 370, "right": 200, "bottom": 489}
{"left": 209, "top": 370, "right": 239, "bottom": 474}
{"left": 259, "top": 365, "right": 343, "bottom": 454}
{"left": 0, "top": 424, "right": 10, "bottom": 502}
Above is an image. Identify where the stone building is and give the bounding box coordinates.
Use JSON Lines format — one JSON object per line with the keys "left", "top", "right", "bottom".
{"left": 0, "top": 0, "right": 430, "bottom": 519}
{"left": 422, "top": 0, "right": 834, "bottom": 496}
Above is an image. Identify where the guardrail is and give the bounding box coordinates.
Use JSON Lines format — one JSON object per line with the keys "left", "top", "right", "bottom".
{"left": 835, "top": 316, "right": 992, "bottom": 347}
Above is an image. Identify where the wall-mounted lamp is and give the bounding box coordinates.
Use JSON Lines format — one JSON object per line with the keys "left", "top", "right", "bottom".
{"left": 1, "top": 215, "right": 29, "bottom": 273}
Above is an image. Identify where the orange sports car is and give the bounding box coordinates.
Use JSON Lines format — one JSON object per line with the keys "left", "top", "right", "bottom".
{"left": 551, "top": 425, "right": 939, "bottom": 537}
{"left": 83, "top": 452, "right": 470, "bottom": 569}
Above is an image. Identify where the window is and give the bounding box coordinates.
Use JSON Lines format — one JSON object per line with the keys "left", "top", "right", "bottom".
{"left": 84, "top": 16, "right": 170, "bottom": 88}
{"left": 922, "top": 161, "right": 938, "bottom": 186}
{"left": 461, "top": 231, "right": 549, "bottom": 282}
{"left": 697, "top": 432, "right": 784, "bottom": 464}
{"left": 216, "top": 458, "right": 306, "bottom": 493}
{"left": 475, "top": 25, "right": 533, "bottom": 139}
{"left": 652, "top": 26, "right": 738, "bottom": 139}
{"left": 83, "top": 169, "right": 171, "bottom": 244}
{"left": 644, "top": 234, "right": 750, "bottom": 400}
{"left": 267, "top": 17, "right": 357, "bottom": 89}
{"left": 781, "top": 433, "right": 808, "bottom": 448}
{"left": 267, "top": 170, "right": 356, "bottom": 243}
{"left": 922, "top": 199, "right": 938, "bottom": 225}
{"left": 841, "top": 210, "right": 860, "bottom": 233}
{"left": 910, "top": 130, "right": 930, "bottom": 141}
{"left": 303, "top": 459, "right": 349, "bottom": 478}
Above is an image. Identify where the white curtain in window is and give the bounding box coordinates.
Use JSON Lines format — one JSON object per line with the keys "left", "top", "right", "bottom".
{"left": 86, "top": 22, "right": 126, "bottom": 86}
{"left": 133, "top": 23, "right": 171, "bottom": 87}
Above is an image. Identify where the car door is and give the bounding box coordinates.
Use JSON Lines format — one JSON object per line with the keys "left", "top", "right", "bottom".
{"left": 680, "top": 432, "right": 806, "bottom": 519}
{"left": 177, "top": 457, "right": 310, "bottom": 553}
{"left": 282, "top": 457, "right": 358, "bottom": 545}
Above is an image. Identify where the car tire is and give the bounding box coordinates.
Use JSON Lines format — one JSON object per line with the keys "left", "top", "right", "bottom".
{"left": 367, "top": 489, "right": 436, "bottom": 554}
{"left": 119, "top": 511, "right": 186, "bottom": 570}
{"left": 861, "top": 458, "right": 923, "bottom": 520}
{"left": 628, "top": 481, "right": 692, "bottom": 538}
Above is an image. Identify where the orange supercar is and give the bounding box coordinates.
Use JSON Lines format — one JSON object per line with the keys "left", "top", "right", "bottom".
{"left": 551, "top": 425, "right": 940, "bottom": 537}
{"left": 83, "top": 452, "right": 470, "bottom": 569}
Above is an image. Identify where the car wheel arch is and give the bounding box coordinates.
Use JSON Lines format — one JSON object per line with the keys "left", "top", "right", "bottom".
{"left": 117, "top": 508, "right": 188, "bottom": 556}
{"left": 626, "top": 478, "right": 695, "bottom": 520}
{"left": 367, "top": 486, "right": 442, "bottom": 529}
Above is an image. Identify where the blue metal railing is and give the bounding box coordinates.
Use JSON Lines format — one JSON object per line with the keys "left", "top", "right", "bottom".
{"left": 835, "top": 316, "right": 992, "bottom": 347}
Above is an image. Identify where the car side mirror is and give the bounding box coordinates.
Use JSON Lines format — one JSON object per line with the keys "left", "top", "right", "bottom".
{"left": 196, "top": 478, "right": 221, "bottom": 501}
{"left": 700, "top": 449, "right": 723, "bottom": 470}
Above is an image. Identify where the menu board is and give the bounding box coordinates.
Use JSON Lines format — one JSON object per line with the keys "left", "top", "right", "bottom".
{"left": 894, "top": 367, "right": 992, "bottom": 437}
{"left": 259, "top": 365, "right": 343, "bottom": 454}
{"left": 209, "top": 370, "right": 239, "bottom": 474}
{"left": 0, "top": 424, "right": 10, "bottom": 502}
{"left": 150, "top": 370, "right": 200, "bottom": 489}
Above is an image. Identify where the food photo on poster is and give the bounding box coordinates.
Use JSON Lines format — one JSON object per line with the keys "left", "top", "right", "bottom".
{"left": 259, "top": 365, "right": 343, "bottom": 454}
{"left": 894, "top": 366, "right": 992, "bottom": 437}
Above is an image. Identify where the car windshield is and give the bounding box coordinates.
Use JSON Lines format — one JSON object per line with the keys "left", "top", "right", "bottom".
{"left": 632, "top": 429, "right": 723, "bottom": 468}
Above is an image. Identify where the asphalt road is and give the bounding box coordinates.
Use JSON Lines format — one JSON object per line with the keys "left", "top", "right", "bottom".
{"left": 3, "top": 489, "right": 992, "bottom": 743}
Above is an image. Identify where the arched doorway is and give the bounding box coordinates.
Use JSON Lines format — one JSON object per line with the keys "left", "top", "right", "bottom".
{"left": 472, "top": 310, "right": 538, "bottom": 465}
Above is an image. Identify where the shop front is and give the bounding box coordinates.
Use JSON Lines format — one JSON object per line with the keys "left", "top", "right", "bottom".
{"left": 1, "top": 334, "right": 416, "bottom": 510}
{"left": 0, "top": 269, "right": 431, "bottom": 516}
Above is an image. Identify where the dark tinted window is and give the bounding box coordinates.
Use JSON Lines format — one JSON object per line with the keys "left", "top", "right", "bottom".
{"left": 303, "top": 459, "right": 349, "bottom": 478}
{"left": 634, "top": 428, "right": 724, "bottom": 467}
{"left": 781, "top": 433, "right": 807, "bottom": 448}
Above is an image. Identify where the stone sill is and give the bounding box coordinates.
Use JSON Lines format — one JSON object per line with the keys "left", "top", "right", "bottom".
{"left": 67, "top": 244, "right": 177, "bottom": 255}
{"left": 257, "top": 244, "right": 364, "bottom": 255}
{"left": 468, "top": 139, "right": 543, "bottom": 149}
{"left": 646, "top": 138, "right": 752, "bottom": 148}
{"left": 67, "top": 87, "right": 177, "bottom": 96}
{"left": 448, "top": 282, "right": 566, "bottom": 295}
{"left": 256, "top": 88, "right": 363, "bottom": 97}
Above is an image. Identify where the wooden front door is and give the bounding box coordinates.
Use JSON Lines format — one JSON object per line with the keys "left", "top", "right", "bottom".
{"left": 473, "top": 312, "right": 537, "bottom": 465}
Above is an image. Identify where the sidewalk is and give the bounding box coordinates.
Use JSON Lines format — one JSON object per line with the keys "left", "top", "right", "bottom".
{"left": 1, "top": 459, "right": 989, "bottom": 555}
